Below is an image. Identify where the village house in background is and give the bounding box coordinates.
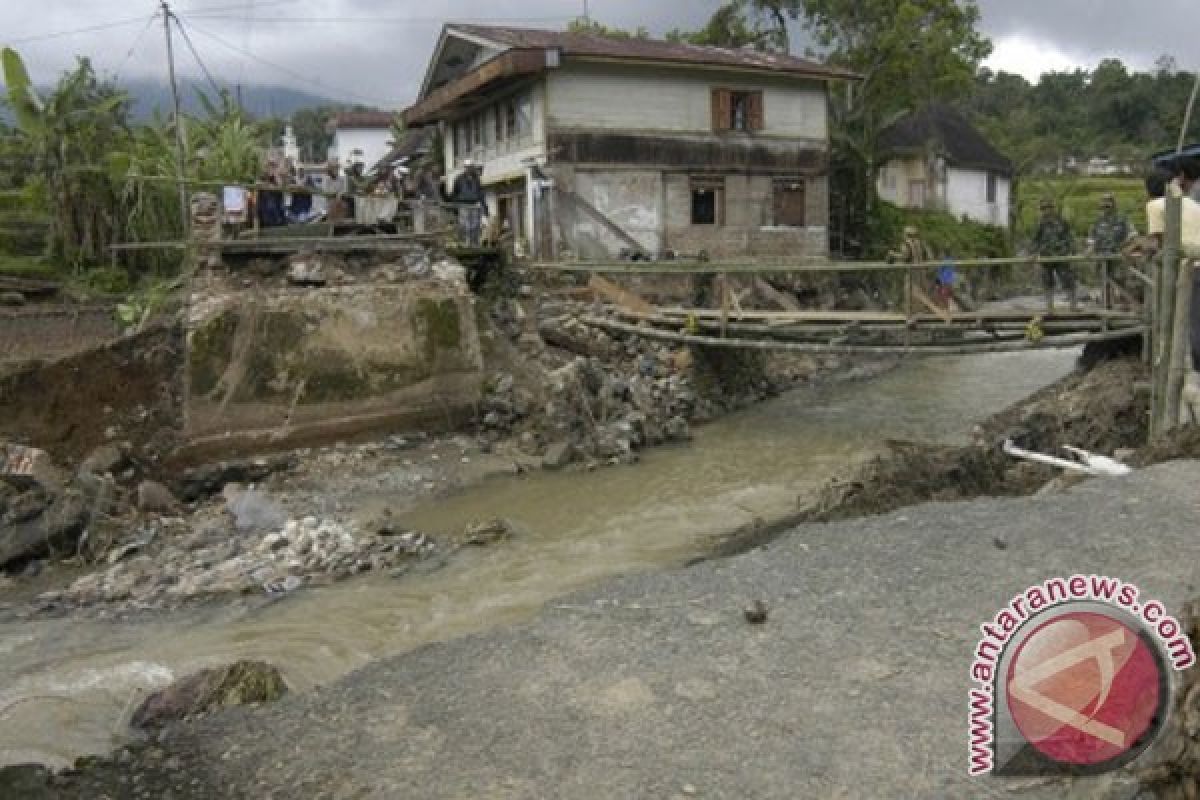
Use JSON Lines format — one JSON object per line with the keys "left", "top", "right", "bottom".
{"left": 875, "top": 104, "right": 1013, "bottom": 228}
{"left": 401, "top": 24, "right": 857, "bottom": 259}
{"left": 327, "top": 111, "right": 396, "bottom": 167}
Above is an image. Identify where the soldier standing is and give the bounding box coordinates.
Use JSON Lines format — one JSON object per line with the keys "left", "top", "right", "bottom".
{"left": 1032, "top": 198, "right": 1077, "bottom": 311}
{"left": 1089, "top": 192, "right": 1131, "bottom": 306}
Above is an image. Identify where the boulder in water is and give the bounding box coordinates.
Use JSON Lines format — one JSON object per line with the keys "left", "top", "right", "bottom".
{"left": 131, "top": 660, "right": 287, "bottom": 728}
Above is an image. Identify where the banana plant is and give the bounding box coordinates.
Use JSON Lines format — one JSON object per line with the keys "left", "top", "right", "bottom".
{"left": 2, "top": 48, "right": 129, "bottom": 268}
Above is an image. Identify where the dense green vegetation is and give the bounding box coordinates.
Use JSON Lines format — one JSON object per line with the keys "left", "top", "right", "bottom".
{"left": 0, "top": 48, "right": 274, "bottom": 285}
{"left": 970, "top": 60, "right": 1200, "bottom": 174}
{"left": 868, "top": 202, "right": 1011, "bottom": 260}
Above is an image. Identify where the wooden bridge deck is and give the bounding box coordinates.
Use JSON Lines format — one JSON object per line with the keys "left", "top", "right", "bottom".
{"left": 534, "top": 255, "right": 1146, "bottom": 355}
{"left": 580, "top": 305, "right": 1145, "bottom": 355}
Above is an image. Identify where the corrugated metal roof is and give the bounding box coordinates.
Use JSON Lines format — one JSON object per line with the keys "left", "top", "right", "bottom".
{"left": 447, "top": 24, "right": 858, "bottom": 81}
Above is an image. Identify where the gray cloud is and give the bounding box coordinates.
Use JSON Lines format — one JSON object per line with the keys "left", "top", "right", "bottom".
{"left": 6, "top": 0, "right": 1196, "bottom": 109}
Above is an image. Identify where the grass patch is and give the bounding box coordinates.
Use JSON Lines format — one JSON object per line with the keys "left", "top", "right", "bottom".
{"left": 1016, "top": 175, "right": 1147, "bottom": 240}
{"left": 867, "top": 202, "right": 1012, "bottom": 260}
{"left": 0, "top": 253, "right": 61, "bottom": 279}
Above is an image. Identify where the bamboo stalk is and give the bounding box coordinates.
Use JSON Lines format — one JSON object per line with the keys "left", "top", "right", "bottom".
{"left": 529, "top": 254, "right": 1120, "bottom": 275}
{"left": 1154, "top": 194, "right": 1182, "bottom": 435}
{"left": 582, "top": 315, "right": 1144, "bottom": 356}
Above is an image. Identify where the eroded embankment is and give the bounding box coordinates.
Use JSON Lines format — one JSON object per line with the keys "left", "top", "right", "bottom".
{"left": 797, "top": 357, "right": 1156, "bottom": 522}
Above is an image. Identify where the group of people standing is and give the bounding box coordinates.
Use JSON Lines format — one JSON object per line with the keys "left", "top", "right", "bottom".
{"left": 1029, "top": 192, "right": 1132, "bottom": 312}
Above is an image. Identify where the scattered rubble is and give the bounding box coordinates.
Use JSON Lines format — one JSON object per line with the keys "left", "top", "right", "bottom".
{"left": 48, "top": 510, "right": 440, "bottom": 611}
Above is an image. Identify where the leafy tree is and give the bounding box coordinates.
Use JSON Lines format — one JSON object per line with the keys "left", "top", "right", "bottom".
{"left": 566, "top": 18, "right": 649, "bottom": 40}
{"left": 792, "top": 1, "right": 991, "bottom": 253}
{"left": 2, "top": 48, "right": 129, "bottom": 268}
{"left": 667, "top": 3, "right": 762, "bottom": 48}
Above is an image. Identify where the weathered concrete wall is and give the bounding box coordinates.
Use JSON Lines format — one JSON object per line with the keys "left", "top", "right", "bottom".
{"left": 0, "top": 305, "right": 119, "bottom": 364}
{"left": 554, "top": 167, "right": 828, "bottom": 260}
{"left": 546, "top": 62, "right": 828, "bottom": 139}
{"left": 185, "top": 282, "right": 484, "bottom": 457}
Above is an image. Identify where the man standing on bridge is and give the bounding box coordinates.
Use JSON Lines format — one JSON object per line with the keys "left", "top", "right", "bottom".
{"left": 1089, "top": 192, "right": 1131, "bottom": 307}
{"left": 1032, "top": 197, "right": 1077, "bottom": 312}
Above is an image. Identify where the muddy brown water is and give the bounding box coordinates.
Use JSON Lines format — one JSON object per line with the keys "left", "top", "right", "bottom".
{"left": 0, "top": 351, "right": 1076, "bottom": 769}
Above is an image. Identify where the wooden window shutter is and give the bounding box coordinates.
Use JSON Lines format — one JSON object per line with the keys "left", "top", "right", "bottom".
{"left": 748, "top": 91, "right": 765, "bottom": 131}
{"left": 712, "top": 89, "right": 731, "bottom": 132}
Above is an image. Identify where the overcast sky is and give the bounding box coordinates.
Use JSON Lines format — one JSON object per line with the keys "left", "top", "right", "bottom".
{"left": 7, "top": 0, "right": 1197, "bottom": 109}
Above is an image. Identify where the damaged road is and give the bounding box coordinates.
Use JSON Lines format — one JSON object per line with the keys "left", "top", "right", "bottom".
{"left": 22, "top": 461, "right": 1200, "bottom": 800}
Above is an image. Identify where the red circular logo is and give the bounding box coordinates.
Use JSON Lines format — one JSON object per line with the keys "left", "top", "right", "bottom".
{"left": 1006, "top": 612, "right": 1165, "bottom": 766}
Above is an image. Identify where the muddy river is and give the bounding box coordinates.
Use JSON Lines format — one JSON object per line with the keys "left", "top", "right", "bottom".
{"left": 0, "top": 351, "right": 1076, "bottom": 768}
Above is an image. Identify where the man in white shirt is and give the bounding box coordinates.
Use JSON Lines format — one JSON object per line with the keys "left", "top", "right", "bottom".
{"left": 1145, "top": 168, "right": 1200, "bottom": 258}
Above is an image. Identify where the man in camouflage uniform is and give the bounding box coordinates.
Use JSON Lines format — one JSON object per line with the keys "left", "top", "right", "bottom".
{"left": 1089, "top": 192, "right": 1131, "bottom": 306}
{"left": 1032, "top": 197, "right": 1077, "bottom": 311}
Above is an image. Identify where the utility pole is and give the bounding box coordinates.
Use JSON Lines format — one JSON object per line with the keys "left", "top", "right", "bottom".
{"left": 583, "top": 0, "right": 590, "bottom": 24}
{"left": 162, "top": 1, "right": 190, "bottom": 234}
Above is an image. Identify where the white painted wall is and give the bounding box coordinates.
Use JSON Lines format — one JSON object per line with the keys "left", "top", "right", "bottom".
{"left": 945, "top": 167, "right": 1010, "bottom": 228}
{"left": 545, "top": 61, "right": 827, "bottom": 140}
{"left": 444, "top": 81, "right": 548, "bottom": 181}
{"left": 331, "top": 129, "right": 393, "bottom": 170}
{"left": 878, "top": 158, "right": 1010, "bottom": 228}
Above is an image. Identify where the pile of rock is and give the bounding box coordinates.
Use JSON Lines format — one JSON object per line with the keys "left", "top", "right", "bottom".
{"left": 478, "top": 307, "right": 701, "bottom": 468}
{"left": 0, "top": 442, "right": 117, "bottom": 572}
{"left": 50, "top": 513, "right": 438, "bottom": 610}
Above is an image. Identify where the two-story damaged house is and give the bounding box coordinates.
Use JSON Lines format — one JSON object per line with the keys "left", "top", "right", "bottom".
{"left": 401, "top": 25, "right": 856, "bottom": 260}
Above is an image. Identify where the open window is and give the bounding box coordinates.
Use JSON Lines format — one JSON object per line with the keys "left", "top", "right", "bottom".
{"left": 773, "top": 179, "right": 806, "bottom": 227}
{"left": 712, "top": 89, "right": 763, "bottom": 133}
{"left": 690, "top": 177, "right": 725, "bottom": 226}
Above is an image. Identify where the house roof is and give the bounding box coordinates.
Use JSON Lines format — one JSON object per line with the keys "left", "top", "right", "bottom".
{"left": 372, "top": 127, "right": 437, "bottom": 173}
{"left": 878, "top": 104, "right": 1012, "bottom": 174}
{"left": 447, "top": 24, "right": 860, "bottom": 81}
{"left": 329, "top": 111, "right": 396, "bottom": 131}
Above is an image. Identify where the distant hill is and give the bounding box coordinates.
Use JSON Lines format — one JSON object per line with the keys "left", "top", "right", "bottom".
{"left": 0, "top": 79, "right": 344, "bottom": 124}
{"left": 123, "top": 79, "right": 342, "bottom": 120}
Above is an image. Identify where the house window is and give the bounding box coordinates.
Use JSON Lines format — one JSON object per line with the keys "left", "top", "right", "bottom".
{"left": 505, "top": 100, "right": 518, "bottom": 139}
{"left": 516, "top": 92, "right": 533, "bottom": 139}
{"left": 986, "top": 172, "right": 998, "bottom": 204}
{"left": 470, "top": 115, "right": 483, "bottom": 151}
{"left": 711, "top": 88, "right": 763, "bottom": 133}
{"left": 882, "top": 168, "right": 896, "bottom": 190}
{"left": 690, "top": 178, "right": 724, "bottom": 226}
{"left": 773, "top": 180, "right": 806, "bottom": 227}
{"left": 454, "top": 122, "right": 468, "bottom": 165}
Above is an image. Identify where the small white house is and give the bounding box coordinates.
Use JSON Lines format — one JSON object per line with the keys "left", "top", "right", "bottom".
{"left": 328, "top": 111, "right": 396, "bottom": 168}
{"left": 876, "top": 105, "right": 1013, "bottom": 228}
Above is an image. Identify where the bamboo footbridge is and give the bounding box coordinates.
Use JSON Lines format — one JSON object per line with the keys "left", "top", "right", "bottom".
{"left": 530, "top": 255, "right": 1147, "bottom": 356}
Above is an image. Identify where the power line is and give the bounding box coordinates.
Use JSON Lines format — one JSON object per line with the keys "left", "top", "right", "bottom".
{"left": 112, "top": 12, "right": 163, "bottom": 84}
{"left": 181, "top": 0, "right": 296, "bottom": 16}
{"left": 9, "top": 15, "right": 150, "bottom": 45}
{"left": 175, "top": 14, "right": 576, "bottom": 25}
{"left": 178, "top": 17, "right": 392, "bottom": 106}
{"left": 171, "top": 14, "right": 225, "bottom": 97}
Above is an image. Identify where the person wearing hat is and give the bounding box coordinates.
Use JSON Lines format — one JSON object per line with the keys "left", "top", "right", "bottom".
{"left": 1032, "top": 197, "right": 1077, "bottom": 311}
{"left": 1089, "top": 192, "right": 1131, "bottom": 306}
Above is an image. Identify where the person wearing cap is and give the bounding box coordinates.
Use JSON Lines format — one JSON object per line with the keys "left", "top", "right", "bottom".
{"left": 1089, "top": 192, "right": 1131, "bottom": 306}
{"left": 1031, "top": 197, "right": 1077, "bottom": 311}
{"left": 887, "top": 225, "right": 932, "bottom": 265}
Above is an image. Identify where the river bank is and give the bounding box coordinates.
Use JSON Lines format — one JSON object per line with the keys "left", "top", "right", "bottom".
{"left": 14, "top": 459, "right": 1200, "bottom": 799}
{"left": 0, "top": 350, "right": 1079, "bottom": 771}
